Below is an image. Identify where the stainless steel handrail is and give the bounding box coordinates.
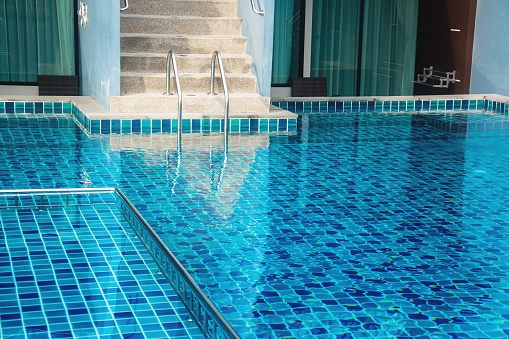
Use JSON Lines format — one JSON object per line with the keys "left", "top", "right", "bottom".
{"left": 250, "top": 0, "right": 264, "bottom": 15}
{"left": 210, "top": 51, "right": 229, "bottom": 144}
{"left": 166, "top": 50, "right": 183, "bottom": 146}
{"left": 121, "top": 0, "right": 128, "bottom": 11}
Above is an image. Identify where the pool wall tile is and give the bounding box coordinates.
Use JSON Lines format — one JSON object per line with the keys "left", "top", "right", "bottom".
{"left": 191, "top": 119, "right": 200, "bottom": 133}
{"left": 132, "top": 120, "right": 141, "bottom": 133}
{"left": 171, "top": 119, "right": 178, "bottom": 133}
{"left": 259, "top": 119, "right": 268, "bottom": 132}
{"left": 269, "top": 119, "right": 278, "bottom": 131}
{"left": 202, "top": 119, "right": 211, "bottom": 132}
{"left": 111, "top": 120, "right": 121, "bottom": 134}
{"left": 211, "top": 119, "right": 221, "bottom": 132}
{"left": 141, "top": 119, "right": 151, "bottom": 134}
{"left": 5, "top": 98, "right": 509, "bottom": 136}
{"left": 240, "top": 119, "right": 250, "bottom": 132}
{"left": 162, "top": 119, "right": 171, "bottom": 133}
{"left": 6, "top": 102, "right": 14, "bottom": 113}
{"left": 182, "top": 119, "right": 191, "bottom": 133}
{"left": 151, "top": 119, "right": 161, "bottom": 133}
{"left": 121, "top": 120, "right": 131, "bottom": 134}
{"left": 91, "top": 120, "right": 100, "bottom": 134}
{"left": 100, "top": 120, "right": 111, "bottom": 134}
{"left": 249, "top": 119, "right": 259, "bottom": 132}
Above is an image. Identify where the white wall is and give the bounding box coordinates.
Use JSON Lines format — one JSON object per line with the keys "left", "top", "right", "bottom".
{"left": 470, "top": 0, "right": 509, "bottom": 95}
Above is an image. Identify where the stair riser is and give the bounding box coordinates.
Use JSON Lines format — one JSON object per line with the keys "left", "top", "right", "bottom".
{"left": 121, "top": 16, "right": 242, "bottom": 35}
{"left": 110, "top": 96, "right": 270, "bottom": 114}
{"left": 124, "top": 0, "right": 238, "bottom": 17}
{"left": 121, "top": 55, "right": 252, "bottom": 74}
{"left": 121, "top": 36, "right": 247, "bottom": 54}
{"left": 121, "top": 76, "right": 256, "bottom": 94}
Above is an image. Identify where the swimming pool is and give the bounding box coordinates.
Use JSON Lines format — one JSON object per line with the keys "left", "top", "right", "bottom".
{"left": 2, "top": 104, "right": 509, "bottom": 338}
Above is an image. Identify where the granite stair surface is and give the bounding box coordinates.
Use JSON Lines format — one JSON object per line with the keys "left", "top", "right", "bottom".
{"left": 111, "top": 0, "right": 271, "bottom": 117}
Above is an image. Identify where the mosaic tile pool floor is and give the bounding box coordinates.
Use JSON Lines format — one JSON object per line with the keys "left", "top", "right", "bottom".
{"left": 2, "top": 110, "right": 509, "bottom": 338}
{"left": 0, "top": 192, "right": 201, "bottom": 339}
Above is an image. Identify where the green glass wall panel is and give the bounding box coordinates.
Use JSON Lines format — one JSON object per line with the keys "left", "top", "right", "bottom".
{"left": 359, "top": 0, "right": 419, "bottom": 96}
{"left": 310, "top": 0, "right": 361, "bottom": 96}
{"left": 275, "top": 0, "right": 419, "bottom": 96}
{"left": 272, "top": 0, "right": 302, "bottom": 85}
{"left": 0, "top": 0, "right": 75, "bottom": 83}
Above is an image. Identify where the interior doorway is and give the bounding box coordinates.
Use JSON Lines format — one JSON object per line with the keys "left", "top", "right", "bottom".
{"left": 413, "top": 0, "right": 477, "bottom": 95}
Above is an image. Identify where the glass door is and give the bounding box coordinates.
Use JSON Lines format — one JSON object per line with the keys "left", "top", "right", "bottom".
{"left": 0, "top": 0, "right": 75, "bottom": 83}
{"left": 272, "top": 0, "right": 420, "bottom": 97}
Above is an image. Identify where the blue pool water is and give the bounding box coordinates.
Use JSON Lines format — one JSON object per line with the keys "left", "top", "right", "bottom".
{"left": 2, "top": 110, "right": 509, "bottom": 338}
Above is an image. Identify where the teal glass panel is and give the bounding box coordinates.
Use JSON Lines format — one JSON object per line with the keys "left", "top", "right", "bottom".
{"left": 0, "top": 0, "right": 75, "bottom": 82}
{"left": 359, "top": 0, "right": 419, "bottom": 96}
{"left": 272, "top": 0, "right": 302, "bottom": 85}
{"left": 310, "top": 0, "right": 361, "bottom": 96}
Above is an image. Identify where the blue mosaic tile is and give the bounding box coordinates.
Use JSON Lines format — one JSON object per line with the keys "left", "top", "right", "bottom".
{"left": 121, "top": 120, "right": 131, "bottom": 134}
{"left": 171, "top": 119, "right": 178, "bottom": 133}
{"left": 208, "top": 119, "right": 218, "bottom": 132}
{"left": 191, "top": 119, "right": 200, "bottom": 133}
{"left": 201, "top": 119, "right": 211, "bottom": 133}
{"left": 162, "top": 119, "right": 171, "bottom": 133}
{"left": 54, "top": 102, "right": 63, "bottom": 114}
{"left": 269, "top": 119, "right": 278, "bottom": 131}
{"left": 35, "top": 102, "right": 43, "bottom": 113}
{"left": 90, "top": 120, "right": 100, "bottom": 134}
{"left": 182, "top": 119, "right": 191, "bottom": 133}
{"left": 111, "top": 120, "right": 121, "bottom": 134}
{"left": 295, "top": 101, "right": 303, "bottom": 112}
{"left": 132, "top": 120, "right": 141, "bottom": 133}
{"left": 151, "top": 119, "right": 161, "bottom": 133}
{"left": 337, "top": 101, "right": 344, "bottom": 113}
{"left": 229, "top": 119, "right": 239, "bottom": 133}
{"left": 43, "top": 102, "right": 53, "bottom": 114}
{"left": 100, "top": 120, "right": 110, "bottom": 134}
{"left": 141, "top": 119, "right": 151, "bottom": 134}
{"left": 278, "top": 119, "right": 287, "bottom": 131}
{"left": 259, "top": 119, "right": 268, "bottom": 132}
{"left": 63, "top": 102, "right": 72, "bottom": 114}
{"left": 288, "top": 119, "right": 297, "bottom": 131}
{"left": 5, "top": 102, "right": 14, "bottom": 113}
{"left": 0, "top": 191, "right": 202, "bottom": 338}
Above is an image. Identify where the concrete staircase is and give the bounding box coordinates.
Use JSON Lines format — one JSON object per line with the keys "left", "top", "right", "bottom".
{"left": 110, "top": 0, "right": 270, "bottom": 116}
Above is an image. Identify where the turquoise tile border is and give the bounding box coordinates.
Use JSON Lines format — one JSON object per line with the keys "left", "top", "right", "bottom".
{"left": 6, "top": 98, "right": 509, "bottom": 135}
{"left": 271, "top": 98, "right": 501, "bottom": 115}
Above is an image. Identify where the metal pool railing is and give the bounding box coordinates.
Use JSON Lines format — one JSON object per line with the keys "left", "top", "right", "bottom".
{"left": 210, "top": 51, "right": 229, "bottom": 145}
{"left": 0, "top": 188, "right": 240, "bottom": 339}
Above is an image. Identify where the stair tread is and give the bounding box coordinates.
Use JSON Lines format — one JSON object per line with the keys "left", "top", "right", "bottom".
{"left": 121, "top": 52, "right": 251, "bottom": 58}
{"left": 121, "top": 14, "right": 240, "bottom": 20}
{"left": 121, "top": 33, "right": 247, "bottom": 39}
{"left": 117, "top": 92, "right": 264, "bottom": 97}
{"left": 121, "top": 72, "right": 256, "bottom": 77}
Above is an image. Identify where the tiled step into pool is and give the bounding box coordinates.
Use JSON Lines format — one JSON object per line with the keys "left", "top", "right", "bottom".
{"left": 0, "top": 189, "right": 237, "bottom": 339}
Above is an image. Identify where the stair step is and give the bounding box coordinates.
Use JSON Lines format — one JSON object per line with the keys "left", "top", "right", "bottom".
{"left": 110, "top": 93, "right": 271, "bottom": 114}
{"left": 124, "top": 0, "right": 238, "bottom": 17}
{"left": 121, "top": 53, "right": 253, "bottom": 74}
{"left": 121, "top": 34, "right": 247, "bottom": 54}
{"left": 121, "top": 72, "right": 257, "bottom": 94}
{"left": 120, "top": 14, "right": 242, "bottom": 35}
